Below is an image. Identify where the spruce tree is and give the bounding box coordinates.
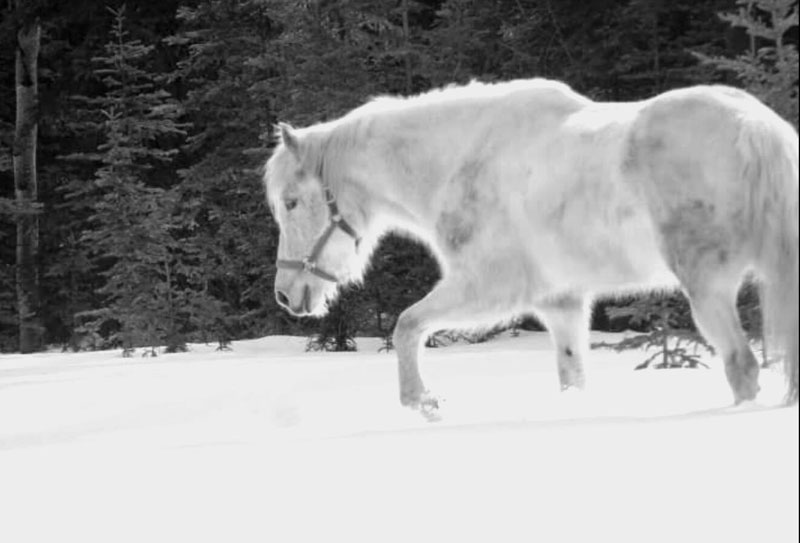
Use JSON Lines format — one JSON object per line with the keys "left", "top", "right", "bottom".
{"left": 168, "top": 1, "right": 285, "bottom": 341}
{"left": 593, "top": 293, "right": 714, "bottom": 369}
{"left": 697, "top": 0, "right": 799, "bottom": 127}
{"left": 69, "top": 6, "right": 187, "bottom": 354}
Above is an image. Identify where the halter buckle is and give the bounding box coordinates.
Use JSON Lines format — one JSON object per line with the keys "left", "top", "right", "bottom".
{"left": 302, "top": 258, "right": 316, "bottom": 272}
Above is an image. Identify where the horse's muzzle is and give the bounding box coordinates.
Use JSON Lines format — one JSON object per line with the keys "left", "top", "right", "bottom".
{"left": 275, "top": 284, "right": 313, "bottom": 317}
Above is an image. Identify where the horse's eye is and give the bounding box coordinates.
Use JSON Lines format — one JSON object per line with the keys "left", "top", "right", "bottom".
{"left": 285, "top": 198, "right": 298, "bottom": 211}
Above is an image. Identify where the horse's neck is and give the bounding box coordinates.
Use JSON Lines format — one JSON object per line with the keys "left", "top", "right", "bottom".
{"left": 351, "top": 116, "right": 457, "bottom": 237}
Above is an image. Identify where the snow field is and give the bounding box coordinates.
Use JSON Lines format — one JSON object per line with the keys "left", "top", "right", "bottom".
{"left": 1, "top": 332, "right": 797, "bottom": 543}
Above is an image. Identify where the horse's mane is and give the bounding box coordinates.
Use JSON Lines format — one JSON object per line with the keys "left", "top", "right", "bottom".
{"left": 301, "top": 78, "right": 584, "bottom": 193}
{"left": 363, "top": 78, "right": 574, "bottom": 111}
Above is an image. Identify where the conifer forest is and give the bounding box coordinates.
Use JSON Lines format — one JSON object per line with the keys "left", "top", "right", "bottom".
{"left": 1, "top": 0, "right": 797, "bottom": 354}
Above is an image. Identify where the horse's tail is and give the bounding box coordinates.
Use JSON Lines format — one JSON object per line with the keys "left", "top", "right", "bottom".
{"left": 740, "top": 109, "right": 799, "bottom": 405}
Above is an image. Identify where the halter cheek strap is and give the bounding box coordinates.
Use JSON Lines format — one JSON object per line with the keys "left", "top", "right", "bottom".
{"left": 276, "top": 187, "right": 360, "bottom": 283}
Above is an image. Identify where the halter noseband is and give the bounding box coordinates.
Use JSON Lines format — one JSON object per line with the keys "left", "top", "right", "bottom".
{"left": 276, "top": 186, "right": 360, "bottom": 283}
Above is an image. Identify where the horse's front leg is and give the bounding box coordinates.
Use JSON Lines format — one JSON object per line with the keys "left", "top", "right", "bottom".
{"left": 535, "top": 295, "right": 591, "bottom": 391}
{"left": 392, "top": 295, "right": 443, "bottom": 413}
{"left": 392, "top": 279, "right": 487, "bottom": 415}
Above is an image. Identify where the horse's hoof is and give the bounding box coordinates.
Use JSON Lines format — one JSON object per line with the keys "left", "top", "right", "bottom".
{"left": 725, "top": 399, "right": 765, "bottom": 413}
{"left": 733, "top": 383, "right": 760, "bottom": 405}
{"left": 560, "top": 385, "right": 585, "bottom": 394}
{"left": 405, "top": 392, "right": 443, "bottom": 422}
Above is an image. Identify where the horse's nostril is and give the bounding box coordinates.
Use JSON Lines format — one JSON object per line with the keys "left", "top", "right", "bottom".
{"left": 275, "top": 290, "right": 290, "bottom": 308}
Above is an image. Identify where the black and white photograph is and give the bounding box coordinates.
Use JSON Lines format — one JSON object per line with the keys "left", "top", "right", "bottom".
{"left": 1, "top": 1, "right": 798, "bottom": 541}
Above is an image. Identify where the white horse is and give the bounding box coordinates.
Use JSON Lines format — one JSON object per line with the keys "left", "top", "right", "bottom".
{"left": 264, "top": 78, "right": 799, "bottom": 414}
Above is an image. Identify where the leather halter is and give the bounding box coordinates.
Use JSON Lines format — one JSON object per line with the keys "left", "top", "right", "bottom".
{"left": 276, "top": 186, "right": 360, "bottom": 283}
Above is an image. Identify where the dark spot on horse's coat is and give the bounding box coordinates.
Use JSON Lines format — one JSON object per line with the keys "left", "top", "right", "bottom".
{"left": 689, "top": 199, "right": 714, "bottom": 213}
{"left": 622, "top": 130, "right": 666, "bottom": 174}
{"left": 660, "top": 200, "right": 714, "bottom": 239}
{"left": 437, "top": 210, "right": 475, "bottom": 252}
{"left": 539, "top": 294, "right": 583, "bottom": 311}
{"left": 460, "top": 160, "right": 484, "bottom": 186}
{"left": 436, "top": 159, "right": 489, "bottom": 252}
{"left": 388, "top": 136, "right": 414, "bottom": 175}
{"left": 616, "top": 205, "right": 635, "bottom": 221}
{"left": 659, "top": 200, "right": 737, "bottom": 275}
{"left": 564, "top": 347, "right": 574, "bottom": 357}
{"left": 621, "top": 136, "right": 640, "bottom": 172}
{"left": 645, "top": 136, "right": 665, "bottom": 153}
{"left": 547, "top": 201, "right": 568, "bottom": 225}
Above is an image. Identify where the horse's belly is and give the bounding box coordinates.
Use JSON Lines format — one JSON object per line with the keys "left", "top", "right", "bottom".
{"left": 526, "top": 211, "right": 677, "bottom": 295}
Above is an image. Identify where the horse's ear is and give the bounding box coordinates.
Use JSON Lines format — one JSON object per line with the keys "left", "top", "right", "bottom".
{"left": 277, "top": 122, "right": 300, "bottom": 158}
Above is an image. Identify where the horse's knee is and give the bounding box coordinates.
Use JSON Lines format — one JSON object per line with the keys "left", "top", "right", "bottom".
{"left": 392, "top": 309, "right": 425, "bottom": 347}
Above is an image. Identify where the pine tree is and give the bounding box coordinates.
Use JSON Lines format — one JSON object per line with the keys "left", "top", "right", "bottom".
{"left": 167, "top": 1, "right": 286, "bottom": 341}
{"left": 306, "top": 290, "right": 360, "bottom": 352}
{"left": 69, "top": 6, "right": 187, "bottom": 354}
{"left": 361, "top": 235, "right": 440, "bottom": 342}
{"left": 593, "top": 293, "right": 714, "bottom": 370}
{"left": 697, "top": 0, "right": 799, "bottom": 127}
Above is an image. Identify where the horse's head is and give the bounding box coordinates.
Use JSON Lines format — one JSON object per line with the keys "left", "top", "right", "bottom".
{"left": 264, "top": 123, "right": 362, "bottom": 317}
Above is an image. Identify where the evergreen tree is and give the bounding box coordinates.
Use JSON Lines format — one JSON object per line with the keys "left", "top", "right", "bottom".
{"left": 697, "top": 0, "right": 799, "bottom": 127}
{"left": 361, "top": 235, "right": 440, "bottom": 342}
{"left": 593, "top": 293, "right": 714, "bottom": 369}
{"left": 26, "top": 1, "right": 188, "bottom": 350}
{"left": 167, "top": 1, "right": 287, "bottom": 341}
{"left": 68, "top": 6, "right": 187, "bottom": 354}
{"left": 306, "top": 291, "right": 360, "bottom": 352}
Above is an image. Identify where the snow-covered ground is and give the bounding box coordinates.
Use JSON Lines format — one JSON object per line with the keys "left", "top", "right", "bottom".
{"left": 1, "top": 331, "right": 797, "bottom": 543}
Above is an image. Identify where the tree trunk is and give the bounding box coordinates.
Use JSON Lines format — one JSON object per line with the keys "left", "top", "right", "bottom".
{"left": 14, "top": 21, "right": 42, "bottom": 353}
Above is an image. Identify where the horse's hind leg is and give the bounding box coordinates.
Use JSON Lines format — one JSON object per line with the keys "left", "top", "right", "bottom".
{"left": 535, "top": 295, "right": 591, "bottom": 390}
{"left": 682, "top": 279, "right": 760, "bottom": 404}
